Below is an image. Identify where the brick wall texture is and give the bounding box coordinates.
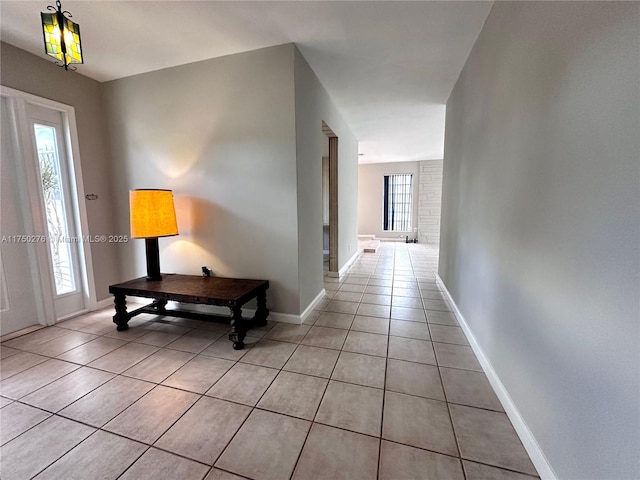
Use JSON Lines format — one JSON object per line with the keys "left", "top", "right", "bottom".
{"left": 418, "top": 159, "right": 443, "bottom": 246}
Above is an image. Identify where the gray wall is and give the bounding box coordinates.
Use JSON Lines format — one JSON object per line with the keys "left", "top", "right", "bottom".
{"left": 358, "top": 161, "right": 420, "bottom": 239}
{"left": 440, "top": 3, "right": 639, "bottom": 479}
{"left": 104, "top": 45, "right": 300, "bottom": 315}
{"left": 294, "top": 47, "right": 359, "bottom": 310}
{"left": 0, "top": 42, "right": 120, "bottom": 300}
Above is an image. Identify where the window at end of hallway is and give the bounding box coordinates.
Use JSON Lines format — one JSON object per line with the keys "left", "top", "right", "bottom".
{"left": 383, "top": 174, "right": 413, "bottom": 232}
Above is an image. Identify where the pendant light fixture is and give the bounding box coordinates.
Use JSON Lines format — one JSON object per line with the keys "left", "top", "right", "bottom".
{"left": 41, "top": 0, "right": 83, "bottom": 70}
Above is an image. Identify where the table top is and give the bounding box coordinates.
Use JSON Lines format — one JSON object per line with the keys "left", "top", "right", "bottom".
{"left": 109, "top": 274, "right": 269, "bottom": 306}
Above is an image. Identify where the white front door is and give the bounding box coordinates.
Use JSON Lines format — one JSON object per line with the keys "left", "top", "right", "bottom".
{"left": 0, "top": 96, "right": 42, "bottom": 335}
{"left": 0, "top": 87, "right": 95, "bottom": 334}
{"left": 26, "top": 103, "right": 86, "bottom": 318}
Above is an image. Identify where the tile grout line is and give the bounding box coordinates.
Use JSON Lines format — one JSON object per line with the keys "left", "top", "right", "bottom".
{"left": 376, "top": 244, "right": 394, "bottom": 480}
{"left": 295, "top": 247, "right": 380, "bottom": 479}
{"left": 112, "top": 444, "right": 154, "bottom": 480}
{"left": 198, "top": 333, "right": 294, "bottom": 478}
{"left": 412, "top": 245, "right": 468, "bottom": 479}
{"left": 2, "top": 244, "right": 535, "bottom": 480}
{"left": 26, "top": 424, "right": 115, "bottom": 479}
{"left": 0, "top": 405, "right": 53, "bottom": 448}
{"left": 433, "top": 316, "right": 468, "bottom": 478}
{"left": 287, "top": 308, "right": 347, "bottom": 480}
{"left": 2, "top": 336, "right": 508, "bottom": 464}
{"left": 0, "top": 359, "right": 85, "bottom": 403}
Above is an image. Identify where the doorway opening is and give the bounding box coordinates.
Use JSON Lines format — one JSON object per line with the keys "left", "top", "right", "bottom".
{"left": 0, "top": 86, "right": 96, "bottom": 334}
{"left": 322, "top": 121, "right": 338, "bottom": 275}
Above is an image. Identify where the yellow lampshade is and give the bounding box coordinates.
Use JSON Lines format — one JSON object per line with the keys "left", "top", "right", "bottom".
{"left": 130, "top": 189, "right": 179, "bottom": 239}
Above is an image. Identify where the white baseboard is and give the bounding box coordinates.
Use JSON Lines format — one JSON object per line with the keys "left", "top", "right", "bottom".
{"left": 299, "top": 289, "right": 326, "bottom": 324}
{"left": 436, "top": 274, "right": 557, "bottom": 480}
{"left": 57, "top": 309, "right": 89, "bottom": 322}
{"left": 338, "top": 250, "right": 361, "bottom": 276}
{"left": 164, "top": 301, "right": 302, "bottom": 325}
{"left": 327, "top": 249, "right": 361, "bottom": 278}
{"left": 269, "top": 311, "right": 301, "bottom": 324}
{"left": 262, "top": 288, "right": 327, "bottom": 324}
{"left": 95, "top": 297, "right": 113, "bottom": 310}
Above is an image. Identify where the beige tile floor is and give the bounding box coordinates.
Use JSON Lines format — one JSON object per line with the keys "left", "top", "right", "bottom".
{"left": 0, "top": 243, "right": 539, "bottom": 480}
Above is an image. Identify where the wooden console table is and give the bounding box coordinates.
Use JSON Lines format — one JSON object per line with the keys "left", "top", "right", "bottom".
{"left": 108, "top": 274, "right": 269, "bottom": 350}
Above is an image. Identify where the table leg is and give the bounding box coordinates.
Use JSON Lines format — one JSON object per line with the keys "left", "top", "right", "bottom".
{"left": 228, "top": 306, "right": 246, "bottom": 350}
{"left": 112, "top": 294, "right": 130, "bottom": 331}
{"left": 255, "top": 289, "right": 269, "bottom": 327}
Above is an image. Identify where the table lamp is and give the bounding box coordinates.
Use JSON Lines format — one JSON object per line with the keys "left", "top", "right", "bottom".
{"left": 130, "top": 189, "right": 178, "bottom": 281}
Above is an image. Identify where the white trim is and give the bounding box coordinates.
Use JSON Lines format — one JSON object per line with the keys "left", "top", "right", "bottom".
{"left": 338, "top": 249, "right": 361, "bottom": 276}
{"left": 328, "top": 249, "right": 361, "bottom": 278}
{"left": 65, "top": 107, "right": 98, "bottom": 311}
{"left": 2, "top": 90, "right": 53, "bottom": 326}
{"left": 0, "top": 249, "right": 10, "bottom": 313}
{"left": 170, "top": 301, "right": 303, "bottom": 325}
{"left": 0, "top": 86, "right": 97, "bottom": 321}
{"left": 95, "top": 297, "right": 114, "bottom": 310}
{"left": 436, "top": 275, "right": 558, "bottom": 480}
{"left": 268, "top": 311, "right": 302, "bottom": 324}
{"left": 299, "top": 288, "right": 326, "bottom": 325}
{"left": 57, "top": 309, "right": 89, "bottom": 322}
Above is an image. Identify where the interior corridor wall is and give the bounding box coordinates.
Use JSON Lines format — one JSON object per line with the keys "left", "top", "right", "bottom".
{"left": 104, "top": 45, "right": 300, "bottom": 315}
{"left": 439, "top": 4, "right": 639, "bottom": 479}
{"left": 294, "top": 47, "right": 359, "bottom": 312}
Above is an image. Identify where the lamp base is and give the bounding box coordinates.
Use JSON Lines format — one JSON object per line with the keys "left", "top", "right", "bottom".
{"left": 145, "top": 238, "right": 162, "bottom": 281}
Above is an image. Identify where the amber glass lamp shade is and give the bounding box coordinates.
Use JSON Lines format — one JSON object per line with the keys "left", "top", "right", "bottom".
{"left": 130, "top": 189, "right": 178, "bottom": 281}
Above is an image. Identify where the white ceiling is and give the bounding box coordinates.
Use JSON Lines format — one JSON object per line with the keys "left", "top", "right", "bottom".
{"left": 0, "top": 1, "right": 492, "bottom": 164}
